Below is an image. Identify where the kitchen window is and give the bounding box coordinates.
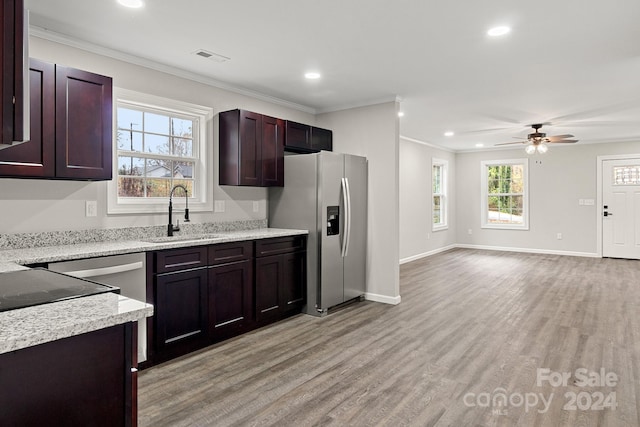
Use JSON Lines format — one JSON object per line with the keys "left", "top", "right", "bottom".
{"left": 481, "top": 159, "right": 529, "bottom": 230}
{"left": 432, "top": 158, "right": 448, "bottom": 230}
{"left": 108, "top": 89, "right": 213, "bottom": 214}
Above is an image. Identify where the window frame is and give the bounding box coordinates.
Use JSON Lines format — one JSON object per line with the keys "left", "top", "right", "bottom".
{"left": 107, "top": 88, "right": 213, "bottom": 215}
{"left": 432, "top": 158, "right": 448, "bottom": 231}
{"left": 480, "top": 158, "right": 529, "bottom": 230}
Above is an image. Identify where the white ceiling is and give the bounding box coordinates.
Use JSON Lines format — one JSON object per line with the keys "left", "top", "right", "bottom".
{"left": 25, "top": 0, "right": 640, "bottom": 151}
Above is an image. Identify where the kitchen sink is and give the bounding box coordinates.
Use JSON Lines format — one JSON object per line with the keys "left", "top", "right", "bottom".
{"left": 142, "top": 233, "right": 224, "bottom": 244}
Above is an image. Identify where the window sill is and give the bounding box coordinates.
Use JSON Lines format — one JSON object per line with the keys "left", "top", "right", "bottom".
{"left": 107, "top": 200, "right": 213, "bottom": 215}
{"left": 481, "top": 224, "right": 529, "bottom": 231}
{"left": 432, "top": 225, "right": 449, "bottom": 232}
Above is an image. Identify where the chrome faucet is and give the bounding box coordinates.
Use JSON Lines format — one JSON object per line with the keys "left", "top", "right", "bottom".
{"left": 168, "top": 184, "right": 190, "bottom": 236}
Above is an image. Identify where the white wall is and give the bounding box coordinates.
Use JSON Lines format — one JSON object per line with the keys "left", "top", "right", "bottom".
{"left": 0, "top": 36, "right": 315, "bottom": 234}
{"left": 399, "top": 138, "right": 456, "bottom": 262}
{"left": 456, "top": 141, "right": 640, "bottom": 255}
{"left": 317, "top": 102, "right": 401, "bottom": 304}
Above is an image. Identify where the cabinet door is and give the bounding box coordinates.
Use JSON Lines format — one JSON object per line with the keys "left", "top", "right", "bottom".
{"left": 0, "top": 324, "right": 133, "bottom": 426}
{"left": 284, "top": 120, "right": 311, "bottom": 152}
{"left": 261, "top": 115, "right": 284, "bottom": 187}
{"left": 208, "top": 260, "right": 252, "bottom": 338}
{"left": 155, "top": 268, "right": 208, "bottom": 351}
{"left": 0, "top": 58, "right": 55, "bottom": 177}
{"left": 282, "top": 251, "right": 306, "bottom": 313}
{"left": 311, "top": 127, "right": 333, "bottom": 152}
{"left": 239, "top": 110, "right": 262, "bottom": 186}
{"left": 55, "top": 66, "right": 112, "bottom": 180}
{"left": 255, "top": 254, "right": 282, "bottom": 322}
{"left": 1, "top": 0, "right": 26, "bottom": 145}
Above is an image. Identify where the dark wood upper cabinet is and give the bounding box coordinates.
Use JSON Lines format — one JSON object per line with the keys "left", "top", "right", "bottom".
{"left": 219, "top": 109, "right": 284, "bottom": 187}
{"left": 285, "top": 120, "right": 332, "bottom": 153}
{"left": 55, "top": 66, "right": 113, "bottom": 180}
{"left": 0, "top": 0, "right": 27, "bottom": 146}
{"left": 310, "top": 126, "right": 333, "bottom": 152}
{"left": 0, "top": 58, "right": 55, "bottom": 177}
{"left": 0, "top": 60, "right": 113, "bottom": 180}
{"left": 261, "top": 114, "right": 285, "bottom": 187}
{"left": 284, "top": 120, "right": 311, "bottom": 152}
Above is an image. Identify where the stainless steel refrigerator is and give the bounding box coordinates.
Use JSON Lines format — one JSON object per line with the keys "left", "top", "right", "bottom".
{"left": 269, "top": 151, "right": 367, "bottom": 316}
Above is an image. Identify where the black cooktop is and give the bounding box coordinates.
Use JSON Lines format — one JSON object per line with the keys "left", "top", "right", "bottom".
{"left": 0, "top": 268, "right": 120, "bottom": 313}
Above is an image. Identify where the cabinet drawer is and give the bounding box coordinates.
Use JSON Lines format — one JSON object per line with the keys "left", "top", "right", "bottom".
{"left": 208, "top": 241, "right": 253, "bottom": 265}
{"left": 255, "top": 236, "right": 306, "bottom": 257}
{"left": 155, "top": 247, "right": 208, "bottom": 274}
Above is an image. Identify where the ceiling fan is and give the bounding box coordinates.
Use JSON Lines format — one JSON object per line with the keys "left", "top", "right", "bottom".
{"left": 495, "top": 124, "right": 578, "bottom": 154}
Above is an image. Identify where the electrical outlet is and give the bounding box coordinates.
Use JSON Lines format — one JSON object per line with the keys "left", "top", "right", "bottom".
{"left": 253, "top": 201, "right": 259, "bottom": 213}
{"left": 468, "top": 229, "right": 473, "bottom": 235}
{"left": 85, "top": 200, "right": 97, "bottom": 217}
{"left": 557, "top": 233, "right": 562, "bottom": 240}
{"left": 427, "top": 232, "right": 431, "bottom": 240}
{"left": 214, "top": 200, "right": 225, "bottom": 213}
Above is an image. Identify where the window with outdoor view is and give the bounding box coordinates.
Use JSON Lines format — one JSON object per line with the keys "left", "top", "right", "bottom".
{"left": 432, "top": 159, "right": 448, "bottom": 230}
{"left": 481, "top": 159, "right": 529, "bottom": 229}
{"left": 107, "top": 89, "right": 212, "bottom": 214}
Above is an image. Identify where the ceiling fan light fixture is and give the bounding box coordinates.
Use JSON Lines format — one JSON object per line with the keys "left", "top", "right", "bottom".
{"left": 537, "top": 144, "right": 548, "bottom": 154}
{"left": 525, "top": 144, "right": 537, "bottom": 155}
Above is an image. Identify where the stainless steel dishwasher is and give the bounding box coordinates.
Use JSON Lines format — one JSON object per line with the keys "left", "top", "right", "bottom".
{"left": 47, "top": 253, "right": 148, "bottom": 362}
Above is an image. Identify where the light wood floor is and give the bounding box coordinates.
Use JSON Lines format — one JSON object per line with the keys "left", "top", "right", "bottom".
{"left": 138, "top": 249, "right": 640, "bottom": 426}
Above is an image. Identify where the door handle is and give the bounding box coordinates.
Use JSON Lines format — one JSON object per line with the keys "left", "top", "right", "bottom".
{"left": 604, "top": 212, "right": 613, "bottom": 217}
{"left": 344, "top": 177, "right": 352, "bottom": 258}
{"left": 341, "top": 178, "right": 348, "bottom": 257}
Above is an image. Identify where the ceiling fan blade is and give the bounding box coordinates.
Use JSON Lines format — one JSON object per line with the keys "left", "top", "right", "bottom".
{"left": 495, "top": 141, "right": 525, "bottom": 146}
{"left": 512, "top": 136, "right": 527, "bottom": 140}
{"left": 549, "top": 139, "right": 578, "bottom": 144}
{"left": 547, "top": 134, "right": 574, "bottom": 141}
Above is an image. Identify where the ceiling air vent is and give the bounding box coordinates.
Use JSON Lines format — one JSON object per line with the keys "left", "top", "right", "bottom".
{"left": 193, "top": 49, "right": 230, "bottom": 63}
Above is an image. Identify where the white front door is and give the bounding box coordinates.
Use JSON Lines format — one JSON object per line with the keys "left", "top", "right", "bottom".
{"left": 602, "top": 159, "right": 640, "bottom": 259}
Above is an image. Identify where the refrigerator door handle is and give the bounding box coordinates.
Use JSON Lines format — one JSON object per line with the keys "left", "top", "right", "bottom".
{"left": 341, "top": 178, "right": 349, "bottom": 257}
{"left": 344, "top": 177, "right": 352, "bottom": 257}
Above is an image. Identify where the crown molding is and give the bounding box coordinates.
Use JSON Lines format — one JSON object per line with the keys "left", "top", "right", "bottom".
{"left": 399, "top": 135, "right": 455, "bottom": 152}
{"left": 316, "top": 95, "right": 401, "bottom": 114}
{"left": 29, "top": 25, "right": 318, "bottom": 115}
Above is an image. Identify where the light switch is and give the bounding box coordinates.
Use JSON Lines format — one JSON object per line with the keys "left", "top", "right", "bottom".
{"left": 579, "top": 199, "right": 585, "bottom": 205}
{"left": 214, "top": 200, "right": 225, "bottom": 213}
{"left": 85, "top": 201, "right": 97, "bottom": 217}
{"left": 584, "top": 199, "right": 595, "bottom": 206}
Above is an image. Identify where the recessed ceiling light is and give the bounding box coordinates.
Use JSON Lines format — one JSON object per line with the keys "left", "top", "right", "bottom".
{"left": 398, "top": 112, "right": 405, "bottom": 117}
{"left": 304, "top": 72, "right": 321, "bottom": 80}
{"left": 475, "top": 143, "right": 484, "bottom": 148}
{"left": 444, "top": 131, "right": 454, "bottom": 137}
{"left": 487, "top": 26, "right": 511, "bottom": 37}
{"left": 117, "top": 0, "right": 144, "bottom": 8}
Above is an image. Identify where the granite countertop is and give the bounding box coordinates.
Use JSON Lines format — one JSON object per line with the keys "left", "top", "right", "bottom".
{"left": 0, "top": 226, "right": 307, "bottom": 353}
{"left": 0, "top": 293, "right": 152, "bottom": 354}
{"left": 0, "top": 227, "right": 308, "bottom": 269}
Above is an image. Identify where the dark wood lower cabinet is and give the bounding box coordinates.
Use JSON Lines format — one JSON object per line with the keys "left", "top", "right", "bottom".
{"left": 255, "top": 254, "right": 283, "bottom": 322}
{"left": 282, "top": 251, "right": 306, "bottom": 314}
{"left": 255, "top": 250, "right": 306, "bottom": 323}
{"left": 209, "top": 259, "right": 252, "bottom": 339}
{"left": 147, "top": 236, "right": 307, "bottom": 366}
{"left": 0, "top": 323, "right": 136, "bottom": 427}
{"left": 155, "top": 268, "right": 208, "bottom": 358}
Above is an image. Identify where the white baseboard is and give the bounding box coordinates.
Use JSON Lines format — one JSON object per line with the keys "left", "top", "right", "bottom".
{"left": 454, "top": 244, "right": 599, "bottom": 258}
{"left": 399, "top": 244, "right": 457, "bottom": 264}
{"left": 365, "top": 292, "right": 401, "bottom": 305}
{"left": 400, "top": 244, "right": 599, "bottom": 265}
